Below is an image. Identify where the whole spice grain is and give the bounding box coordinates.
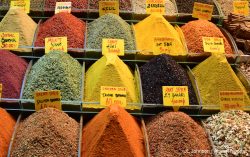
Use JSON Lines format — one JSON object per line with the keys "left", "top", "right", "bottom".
{"left": 30, "top": 0, "right": 44, "bottom": 12}
{"left": 23, "top": 51, "right": 82, "bottom": 101}
{"left": 139, "top": 54, "right": 198, "bottom": 104}
{"left": 219, "top": 0, "right": 250, "bottom": 17}
{"left": 44, "top": 0, "right": 88, "bottom": 11}
{"left": 86, "top": 13, "right": 136, "bottom": 51}
{"left": 146, "top": 111, "right": 212, "bottom": 157}
{"left": 0, "top": 108, "right": 16, "bottom": 157}
{"left": 35, "top": 12, "right": 85, "bottom": 49}
{"left": 239, "top": 63, "right": 250, "bottom": 80}
{"left": 89, "top": 0, "right": 132, "bottom": 11}
{"left": 0, "top": 50, "right": 28, "bottom": 98}
{"left": 204, "top": 110, "right": 250, "bottom": 157}
{"left": 181, "top": 20, "right": 233, "bottom": 54}
{"left": 11, "top": 108, "right": 79, "bottom": 157}
{"left": 82, "top": 104, "right": 145, "bottom": 157}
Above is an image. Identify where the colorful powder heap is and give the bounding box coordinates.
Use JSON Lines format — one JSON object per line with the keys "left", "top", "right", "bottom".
{"left": 35, "top": 12, "right": 85, "bottom": 49}
{"left": 181, "top": 20, "right": 233, "bottom": 54}
{"left": 44, "top": 0, "right": 88, "bottom": 10}
{"left": 146, "top": 111, "right": 212, "bottom": 157}
{"left": 82, "top": 104, "right": 145, "bottom": 157}
{"left": 0, "top": 8, "right": 37, "bottom": 52}
{"left": 0, "top": 108, "right": 16, "bottom": 157}
{"left": 192, "top": 54, "right": 250, "bottom": 108}
{"left": 0, "top": 50, "right": 28, "bottom": 98}
{"left": 11, "top": 108, "right": 79, "bottom": 157}
{"left": 23, "top": 51, "right": 82, "bottom": 101}
{"left": 89, "top": 0, "right": 132, "bottom": 11}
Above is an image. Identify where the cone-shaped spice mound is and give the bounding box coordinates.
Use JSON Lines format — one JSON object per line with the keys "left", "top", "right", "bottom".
{"left": 82, "top": 104, "right": 145, "bottom": 157}
{"left": 146, "top": 111, "right": 212, "bottom": 157}
{"left": 11, "top": 108, "right": 79, "bottom": 157}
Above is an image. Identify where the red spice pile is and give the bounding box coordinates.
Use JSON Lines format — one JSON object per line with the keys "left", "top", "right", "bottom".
{"left": 35, "top": 12, "right": 85, "bottom": 49}
{"left": 0, "top": 108, "right": 16, "bottom": 157}
{"left": 0, "top": 50, "right": 28, "bottom": 98}
{"left": 181, "top": 20, "right": 233, "bottom": 54}
{"left": 44, "top": 0, "right": 88, "bottom": 10}
{"left": 82, "top": 104, "right": 145, "bottom": 157}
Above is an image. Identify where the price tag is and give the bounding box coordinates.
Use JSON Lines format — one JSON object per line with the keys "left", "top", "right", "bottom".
{"left": 0, "top": 84, "right": 2, "bottom": 99}
{"left": 192, "top": 2, "right": 213, "bottom": 20}
{"left": 220, "top": 91, "right": 245, "bottom": 111}
{"left": 0, "top": 32, "right": 19, "bottom": 49}
{"left": 100, "top": 86, "right": 127, "bottom": 107}
{"left": 233, "top": 1, "right": 249, "bottom": 16}
{"left": 102, "top": 38, "right": 124, "bottom": 56}
{"left": 55, "top": 2, "right": 72, "bottom": 14}
{"left": 10, "top": 0, "right": 30, "bottom": 13}
{"left": 34, "top": 90, "right": 62, "bottom": 111}
{"left": 202, "top": 37, "right": 225, "bottom": 53}
{"left": 146, "top": 0, "right": 165, "bottom": 14}
{"left": 45, "top": 37, "right": 67, "bottom": 54}
{"left": 99, "top": 0, "right": 119, "bottom": 16}
{"left": 153, "top": 37, "right": 176, "bottom": 55}
{"left": 162, "top": 86, "right": 189, "bottom": 111}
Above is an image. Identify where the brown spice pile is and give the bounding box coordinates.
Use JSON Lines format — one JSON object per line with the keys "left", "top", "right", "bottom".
{"left": 82, "top": 104, "right": 145, "bottom": 157}
{"left": 181, "top": 20, "right": 233, "bottom": 54}
{"left": 146, "top": 112, "right": 212, "bottom": 157}
{"left": 11, "top": 108, "right": 79, "bottom": 157}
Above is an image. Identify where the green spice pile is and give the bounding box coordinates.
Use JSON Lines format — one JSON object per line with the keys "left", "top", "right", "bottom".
{"left": 22, "top": 51, "right": 82, "bottom": 101}
{"left": 86, "top": 13, "right": 136, "bottom": 51}
{"left": 204, "top": 110, "right": 250, "bottom": 157}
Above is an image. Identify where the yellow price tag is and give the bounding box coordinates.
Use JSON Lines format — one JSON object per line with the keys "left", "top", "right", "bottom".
{"left": 192, "top": 2, "right": 213, "bottom": 20}
{"left": 220, "top": 91, "right": 245, "bottom": 111}
{"left": 202, "top": 37, "right": 225, "bottom": 53}
{"left": 45, "top": 37, "right": 67, "bottom": 54}
{"left": 102, "top": 38, "right": 124, "bottom": 56}
{"left": 34, "top": 90, "right": 62, "bottom": 111}
{"left": 0, "top": 32, "right": 19, "bottom": 49}
{"left": 0, "top": 84, "right": 2, "bottom": 99}
{"left": 10, "top": 0, "right": 30, "bottom": 13}
{"left": 55, "top": 2, "right": 72, "bottom": 14}
{"left": 153, "top": 37, "right": 176, "bottom": 55}
{"left": 99, "top": 0, "right": 119, "bottom": 16}
{"left": 100, "top": 86, "right": 127, "bottom": 107}
{"left": 146, "top": 0, "right": 165, "bottom": 14}
{"left": 233, "top": 1, "right": 249, "bottom": 16}
{"left": 162, "top": 86, "right": 189, "bottom": 111}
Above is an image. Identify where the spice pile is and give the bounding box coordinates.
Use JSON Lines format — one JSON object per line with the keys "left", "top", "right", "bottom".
{"left": 134, "top": 14, "right": 186, "bottom": 55}
{"left": 224, "top": 14, "right": 250, "bottom": 55}
{"left": 84, "top": 54, "right": 138, "bottom": 103}
{"left": 139, "top": 54, "right": 198, "bottom": 104}
{"left": 82, "top": 104, "right": 145, "bottom": 157}
{"left": 0, "top": 108, "right": 16, "bottom": 157}
{"left": 0, "top": 50, "right": 28, "bottom": 99}
{"left": 181, "top": 20, "right": 233, "bottom": 54}
{"left": 192, "top": 54, "right": 250, "bottom": 108}
{"left": 89, "top": 0, "right": 132, "bottom": 11}
{"left": 239, "top": 63, "right": 250, "bottom": 80}
{"left": 146, "top": 111, "right": 212, "bottom": 157}
{"left": 44, "top": 0, "right": 88, "bottom": 11}
{"left": 35, "top": 12, "right": 85, "bottom": 49}
{"left": 204, "top": 110, "right": 250, "bottom": 156}
{"left": 0, "top": 8, "right": 37, "bottom": 52}
{"left": 219, "top": 0, "right": 250, "bottom": 17}
{"left": 11, "top": 108, "right": 79, "bottom": 157}
{"left": 86, "top": 13, "right": 135, "bottom": 51}
{"left": 30, "top": 0, "right": 44, "bottom": 12}
{"left": 22, "top": 51, "right": 82, "bottom": 101}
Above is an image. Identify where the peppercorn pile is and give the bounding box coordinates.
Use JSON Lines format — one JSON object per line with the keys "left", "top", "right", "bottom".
{"left": 89, "top": 0, "right": 132, "bottom": 11}
{"left": 30, "top": 0, "right": 44, "bottom": 12}
{"left": 146, "top": 111, "right": 212, "bottom": 157}
{"left": 239, "top": 63, "right": 250, "bottom": 80}
{"left": 11, "top": 108, "right": 79, "bottom": 157}
{"left": 44, "top": 0, "right": 88, "bottom": 11}
{"left": 204, "top": 110, "right": 250, "bottom": 157}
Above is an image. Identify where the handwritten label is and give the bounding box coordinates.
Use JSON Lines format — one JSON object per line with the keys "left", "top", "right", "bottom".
{"left": 233, "top": 1, "right": 249, "bottom": 16}
{"left": 34, "top": 90, "right": 62, "bottom": 111}
{"left": 146, "top": 0, "right": 165, "bottom": 14}
{"left": 162, "top": 86, "right": 189, "bottom": 111}
{"left": 45, "top": 37, "right": 67, "bottom": 53}
{"left": 10, "top": 0, "right": 30, "bottom": 13}
{"left": 220, "top": 91, "right": 244, "bottom": 111}
{"left": 0, "top": 32, "right": 19, "bottom": 49}
{"left": 0, "top": 84, "right": 2, "bottom": 99}
{"left": 202, "top": 37, "right": 225, "bottom": 53}
{"left": 100, "top": 86, "right": 127, "bottom": 107}
{"left": 99, "top": 0, "right": 119, "bottom": 16}
{"left": 55, "top": 2, "right": 71, "bottom": 14}
{"left": 102, "top": 38, "right": 124, "bottom": 56}
{"left": 192, "top": 2, "right": 213, "bottom": 20}
{"left": 153, "top": 37, "right": 176, "bottom": 55}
